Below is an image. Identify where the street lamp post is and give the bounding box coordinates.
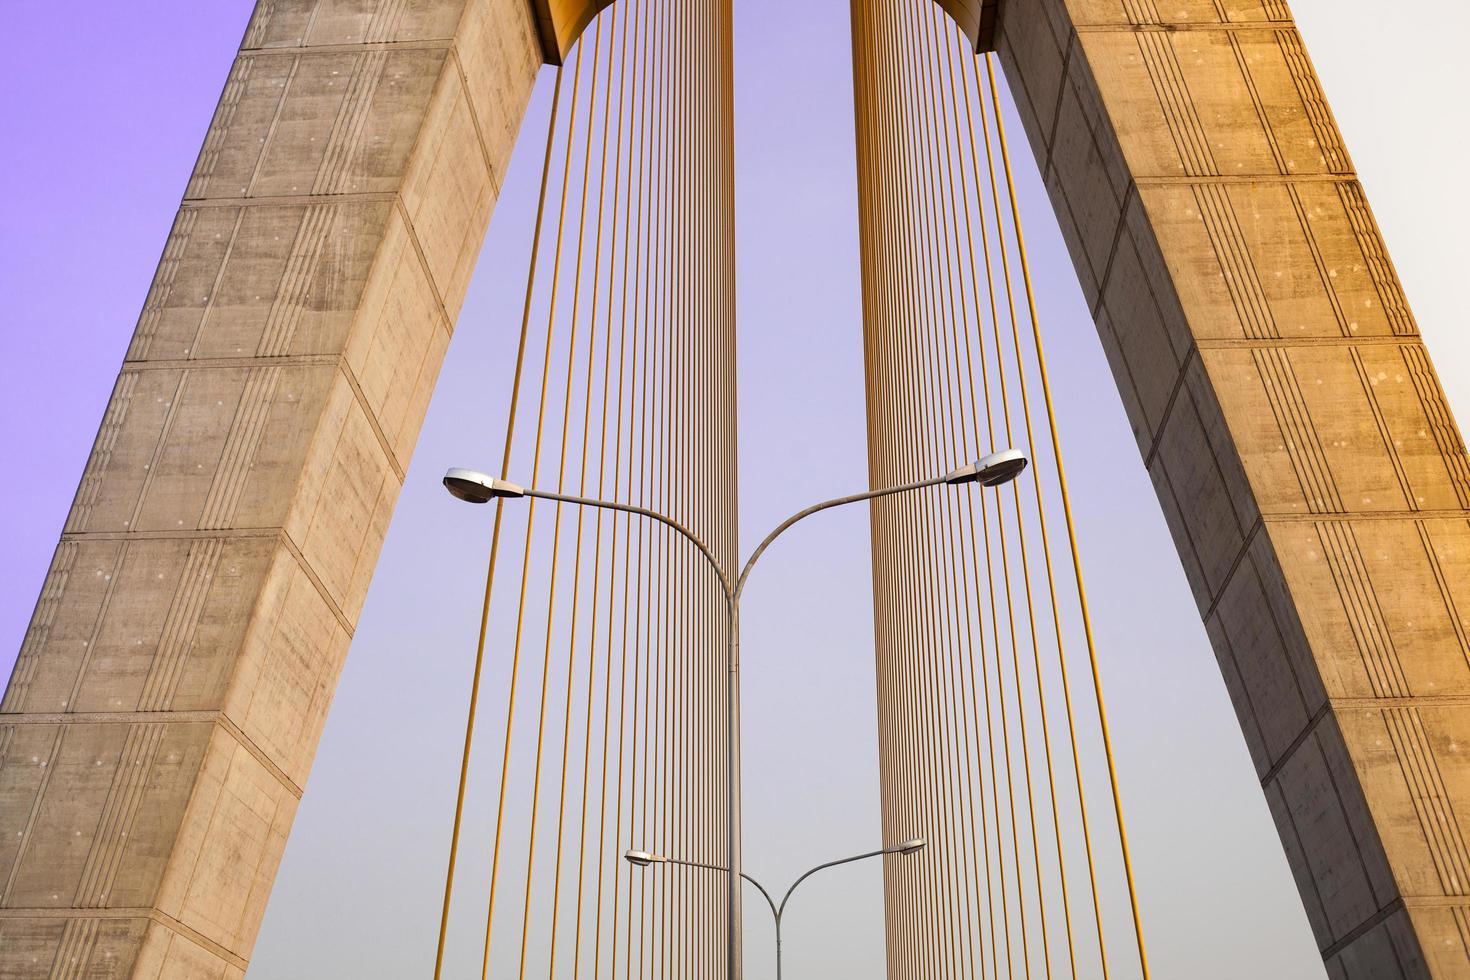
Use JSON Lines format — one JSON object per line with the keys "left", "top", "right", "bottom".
{"left": 624, "top": 838, "right": 928, "bottom": 979}
{"left": 442, "top": 449, "right": 1026, "bottom": 979}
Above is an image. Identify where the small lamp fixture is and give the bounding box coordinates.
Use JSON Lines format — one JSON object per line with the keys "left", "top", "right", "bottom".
{"left": 624, "top": 849, "right": 662, "bottom": 868}
{"left": 944, "top": 449, "right": 1028, "bottom": 488}
{"left": 896, "top": 837, "right": 928, "bottom": 855}
{"left": 443, "top": 467, "right": 526, "bottom": 504}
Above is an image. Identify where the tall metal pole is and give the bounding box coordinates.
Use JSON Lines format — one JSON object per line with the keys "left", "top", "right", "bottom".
{"left": 728, "top": 604, "right": 742, "bottom": 980}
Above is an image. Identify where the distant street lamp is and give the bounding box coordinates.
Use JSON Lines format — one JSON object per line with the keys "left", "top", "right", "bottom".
{"left": 443, "top": 450, "right": 1025, "bottom": 979}
{"left": 625, "top": 838, "right": 928, "bottom": 979}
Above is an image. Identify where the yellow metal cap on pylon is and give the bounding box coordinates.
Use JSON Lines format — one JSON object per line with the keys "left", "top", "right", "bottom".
{"left": 528, "top": 0, "right": 616, "bottom": 65}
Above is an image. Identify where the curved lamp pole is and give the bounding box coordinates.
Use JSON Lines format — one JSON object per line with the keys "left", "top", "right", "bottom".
{"left": 442, "top": 450, "right": 1026, "bottom": 979}
{"left": 625, "top": 837, "right": 928, "bottom": 979}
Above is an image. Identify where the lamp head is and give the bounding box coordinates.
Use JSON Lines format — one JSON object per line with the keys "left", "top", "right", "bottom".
{"left": 897, "top": 837, "right": 928, "bottom": 855}
{"left": 624, "top": 849, "right": 662, "bottom": 868}
{"left": 944, "top": 449, "right": 1028, "bottom": 488}
{"left": 443, "top": 467, "right": 526, "bottom": 504}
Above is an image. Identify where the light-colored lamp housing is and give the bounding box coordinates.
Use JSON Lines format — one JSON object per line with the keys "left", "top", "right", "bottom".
{"left": 944, "top": 449, "right": 1028, "bottom": 488}
{"left": 897, "top": 837, "right": 928, "bottom": 855}
{"left": 443, "top": 467, "right": 526, "bottom": 504}
{"left": 624, "top": 849, "right": 662, "bottom": 868}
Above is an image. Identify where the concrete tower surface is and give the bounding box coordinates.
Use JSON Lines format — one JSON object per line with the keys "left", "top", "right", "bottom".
{"left": 0, "top": 1, "right": 607, "bottom": 975}
{"left": 983, "top": 0, "right": 1470, "bottom": 974}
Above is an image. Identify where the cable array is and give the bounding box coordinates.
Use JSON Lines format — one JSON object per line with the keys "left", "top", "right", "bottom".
{"left": 851, "top": 2, "right": 1151, "bottom": 977}
{"left": 432, "top": 2, "right": 738, "bottom": 977}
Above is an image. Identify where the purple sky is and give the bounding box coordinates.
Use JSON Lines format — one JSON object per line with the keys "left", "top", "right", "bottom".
{"left": 3, "top": 3, "right": 1468, "bottom": 977}
{"left": 0, "top": 4, "right": 253, "bottom": 662}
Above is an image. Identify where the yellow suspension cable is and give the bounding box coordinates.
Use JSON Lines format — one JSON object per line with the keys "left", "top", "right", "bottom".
{"left": 984, "top": 52, "right": 1153, "bottom": 980}
{"left": 430, "top": 54, "right": 567, "bottom": 980}
{"left": 919, "top": 10, "right": 1059, "bottom": 980}
{"left": 550, "top": 10, "right": 621, "bottom": 972}
{"left": 514, "top": 18, "right": 605, "bottom": 980}
{"left": 588, "top": 3, "right": 639, "bottom": 973}
{"left": 949, "top": 25, "right": 1084, "bottom": 980}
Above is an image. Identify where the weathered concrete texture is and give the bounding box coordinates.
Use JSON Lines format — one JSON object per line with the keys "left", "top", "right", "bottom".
{"left": 0, "top": 0, "right": 565, "bottom": 974}
{"left": 995, "top": 0, "right": 1470, "bottom": 974}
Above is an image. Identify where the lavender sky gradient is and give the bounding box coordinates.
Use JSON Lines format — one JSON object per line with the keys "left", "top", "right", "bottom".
{"left": 2, "top": 3, "right": 1467, "bottom": 977}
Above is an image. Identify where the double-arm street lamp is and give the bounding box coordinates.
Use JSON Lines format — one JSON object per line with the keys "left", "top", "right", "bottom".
{"left": 624, "top": 837, "right": 928, "bottom": 979}
{"left": 443, "top": 448, "right": 1027, "bottom": 979}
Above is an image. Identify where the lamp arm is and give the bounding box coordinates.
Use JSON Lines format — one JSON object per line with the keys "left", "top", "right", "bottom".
{"left": 742, "top": 872, "right": 780, "bottom": 924}
{"left": 733, "top": 474, "right": 950, "bottom": 601}
{"left": 524, "top": 487, "right": 734, "bottom": 601}
{"left": 659, "top": 857, "right": 779, "bottom": 923}
{"left": 776, "top": 845, "right": 908, "bottom": 920}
